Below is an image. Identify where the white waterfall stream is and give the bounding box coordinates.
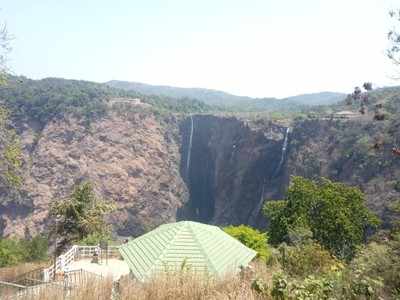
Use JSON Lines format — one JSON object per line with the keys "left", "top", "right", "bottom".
{"left": 186, "top": 115, "right": 194, "bottom": 176}
{"left": 273, "top": 127, "right": 290, "bottom": 177}
{"left": 250, "top": 127, "right": 291, "bottom": 224}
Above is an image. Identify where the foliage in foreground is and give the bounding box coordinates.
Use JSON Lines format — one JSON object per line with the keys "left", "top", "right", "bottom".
{"left": 1, "top": 234, "right": 398, "bottom": 300}
{"left": 223, "top": 225, "right": 271, "bottom": 262}
{"left": 1, "top": 219, "right": 399, "bottom": 299}
{"left": 0, "top": 235, "right": 48, "bottom": 267}
{"left": 263, "top": 176, "right": 380, "bottom": 259}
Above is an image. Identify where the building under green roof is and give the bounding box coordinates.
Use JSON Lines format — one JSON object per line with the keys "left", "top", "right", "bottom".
{"left": 119, "top": 221, "right": 257, "bottom": 281}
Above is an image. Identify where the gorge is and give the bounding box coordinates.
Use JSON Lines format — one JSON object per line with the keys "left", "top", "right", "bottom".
{"left": 0, "top": 78, "right": 399, "bottom": 238}
{"left": 1, "top": 103, "right": 399, "bottom": 238}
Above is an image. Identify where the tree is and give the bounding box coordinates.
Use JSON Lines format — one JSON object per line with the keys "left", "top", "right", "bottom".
{"left": 223, "top": 225, "right": 271, "bottom": 262}
{"left": 388, "top": 9, "right": 400, "bottom": 70}
{"left": 49, "top": 181, "right": 115, "bottom": 249}
{"left": 0, "top": 22, "right": 21, "bottom": 192}
{"left": 263, "top": 176, "right": 380, "bottom": 259}
{"left": 0, "top": 23, "right": 11, "bottom": 84}
{"left": 0, "top": 107, "right": 22, "bottom": 191}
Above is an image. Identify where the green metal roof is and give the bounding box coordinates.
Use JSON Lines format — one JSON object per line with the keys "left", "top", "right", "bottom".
{"left": 119, "top": 221, "right": 257, "bottom": 281}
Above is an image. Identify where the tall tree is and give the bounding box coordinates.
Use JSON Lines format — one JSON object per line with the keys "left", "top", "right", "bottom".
{"left": 50, "top": 182, "right": 115, "bottom": 249}
{"left": 263, "top": 177, "right": 380, "bottom": 259}
{"left": 0, "top": 108, "right": 21, "bottom": 190}
{"left": 0, "top": 21, "right": 21, "bottom": 192}
{"left": 0, "top": 24, "right": 11, "bottom": 84}
{"left": 388, "top": 9, "right": 400, "bottom": 70}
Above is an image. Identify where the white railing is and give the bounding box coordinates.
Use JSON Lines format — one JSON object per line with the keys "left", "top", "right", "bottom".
{"left": 42, "top": 245, "right": 120, "bottom": 282}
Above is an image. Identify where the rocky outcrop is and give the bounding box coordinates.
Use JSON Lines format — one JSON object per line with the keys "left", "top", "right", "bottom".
{"left": 0, "top": 109, "right": 188, "bottom": 237}
{"left": 287, "top": 118, "right": 400, "bottom": 226}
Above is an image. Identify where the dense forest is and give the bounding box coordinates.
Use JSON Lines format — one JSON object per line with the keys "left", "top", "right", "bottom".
{"left": 0, "top": 76, "right": 213, "bottom": 127}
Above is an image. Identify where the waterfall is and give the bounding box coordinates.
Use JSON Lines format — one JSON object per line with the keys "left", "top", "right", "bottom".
{"left": 273, "top": 127, "right": 290, "bottom": 177}
{"left": 249, "top": 127, "right": 291, "bottom": 225}
{"left": 249, "top": 183, "right": 265, "bottom": 225}
{"left": 186, "top": 115, "right": 194, "bottom": 176}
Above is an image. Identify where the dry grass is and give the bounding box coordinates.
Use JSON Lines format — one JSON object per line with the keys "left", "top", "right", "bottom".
{"left": 0, "top": 260, "right": 280, "bottom": 300}
{"left": 0, "top": 261, "right": 49, "bottom": 282}
{"left": 1, "top": 276, "right": 114, "bottom": 300}
{"left": 119, "top": 261, "right": 279, "bottom": 300}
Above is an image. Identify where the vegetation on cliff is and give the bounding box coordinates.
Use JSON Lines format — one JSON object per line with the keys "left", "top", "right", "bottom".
{"left": 106, "top": 80, "right": 345, "bottom": 111}
{"left": 0, "top": 76, "right": 213, "bottom": 127}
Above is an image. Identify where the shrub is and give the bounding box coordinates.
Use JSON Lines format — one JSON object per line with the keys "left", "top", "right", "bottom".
{"left": 271, "top": 273, "right": 288, "bottom": 299}
{"left": 0, "top": 236, "right": 48, "bottom": 267}
{"left": 280, "top": 242, "right": 339, "bottom": 277}
{"left": 345, "top": 237, "right": 400, "bottom": 297}
{"left": 223, "top": 225, "right": 271, "bottom": 262}
{"left": 25, "top": 235, "right": 48, "bottom": 261}
{"left": 291, "top": 275, "right": 334, "bottom": 300}
{"left": 0, "top": 238, "right": 26, "bottom": 267}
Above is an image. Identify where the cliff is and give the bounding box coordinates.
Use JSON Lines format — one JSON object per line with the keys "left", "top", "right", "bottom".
{"left": 1, "top": 106, "right": 399, "bottom": 237}
{"left": 0, "top": 106, "right": 188, "bottom": 237}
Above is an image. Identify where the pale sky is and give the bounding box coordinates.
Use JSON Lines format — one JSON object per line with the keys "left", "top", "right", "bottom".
{"left": 1, "top": 0, "right": 399, "bottom": 98}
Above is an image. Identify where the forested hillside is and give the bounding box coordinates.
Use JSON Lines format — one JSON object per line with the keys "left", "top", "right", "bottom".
{"left": 106, "top": 80, "right": 345, "bottom": 111}
{"left": 0, "top": 76, "right": 213, "bottom": 127}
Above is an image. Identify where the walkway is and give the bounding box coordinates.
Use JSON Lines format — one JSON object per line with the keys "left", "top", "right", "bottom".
{"left": 66, "top": 258, "right": 129, "bottom": 281}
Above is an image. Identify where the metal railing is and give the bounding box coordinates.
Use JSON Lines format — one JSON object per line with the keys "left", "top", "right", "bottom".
{"left": 1, "top": 269, "right": 106, "bottom": 299}
{"left": 43, "top": 244, "right": 120, "bottom": 282}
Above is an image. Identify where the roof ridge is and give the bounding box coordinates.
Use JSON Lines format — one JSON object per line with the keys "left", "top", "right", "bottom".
{"left": 144, "top": 222, "right": 184, "bottom": 279}
{"left": 187, "top": 222, "right": 217, "bottom": 276}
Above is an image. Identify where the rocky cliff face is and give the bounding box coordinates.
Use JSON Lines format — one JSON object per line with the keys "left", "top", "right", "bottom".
{"left": 179, "top": 115, "right": 289, "bottom": 227}
{"left": 287, "top": 118, "right": 400, "bottom": 225}
{"left": 0, "top": 108, "right": 188, "bottom": 237}
{"left": 1, "top": 109, "right": 398, "bottom": 238}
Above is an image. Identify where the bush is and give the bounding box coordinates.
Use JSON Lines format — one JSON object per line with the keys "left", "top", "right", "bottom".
{"left": 0, "top": 236, "right": 48, "bottom": 267}
{"left": 346, "top": 236, "right": 400, "bottom": 297}
{"left": 291, "top": 275, "right": 334, "bottom": 300}
{"left": 223, "top": 225, "right": 271, "bottom": 262}
{"left": 25, "top": 235, "right": 49, "bottom": 261}
{"left": 280, "top": 242, "right": 339, "bottom": 277}
{"left": 271, "top": 273, "right": 288, "bottom": 300}
{"left": 0, "top": 239, "right": 26, "bottom": 267}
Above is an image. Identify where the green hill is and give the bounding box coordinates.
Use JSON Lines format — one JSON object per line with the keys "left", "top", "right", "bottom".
{"left": 105, "top": 80, "right": 345, "bottom": 111}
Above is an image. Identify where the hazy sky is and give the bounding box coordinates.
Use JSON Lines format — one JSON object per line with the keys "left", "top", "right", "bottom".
{"left": 1, "top": 0, "right": 399, "bottom": 98}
